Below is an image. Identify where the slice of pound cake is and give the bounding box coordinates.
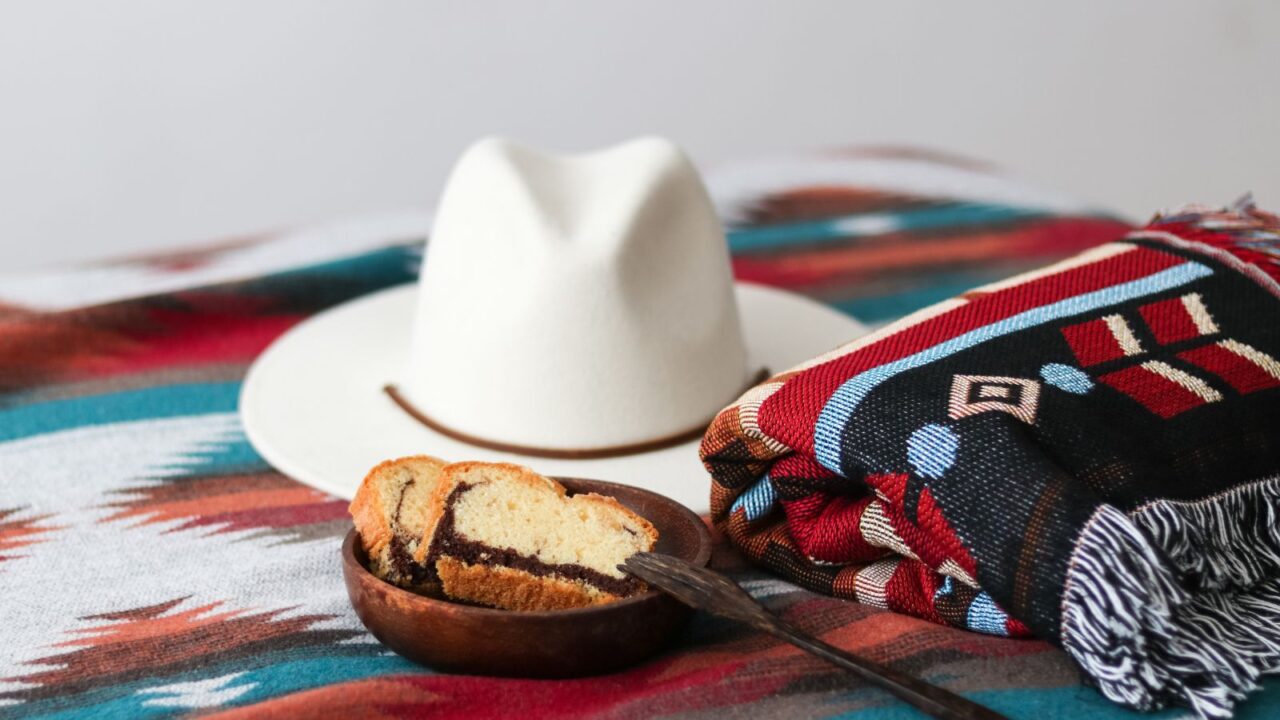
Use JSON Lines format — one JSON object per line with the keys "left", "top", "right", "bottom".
{"left": 348, "top": 455, "right": 448, "bottom": 591}
{"left": 414, "top": 462, "right": 659, "bottom": 611}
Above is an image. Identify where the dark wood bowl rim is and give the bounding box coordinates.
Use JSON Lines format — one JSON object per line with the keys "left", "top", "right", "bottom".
{"left": 342, "top": 477, "right": 713, "bottom": 619}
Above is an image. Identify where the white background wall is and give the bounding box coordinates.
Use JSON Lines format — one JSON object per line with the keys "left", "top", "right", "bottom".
{"left": 1, "top": 1, "right": 1277, "bottom": 272}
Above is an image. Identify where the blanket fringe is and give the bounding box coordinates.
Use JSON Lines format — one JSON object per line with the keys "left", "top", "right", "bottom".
{"left": 1133, "top": 477, "right": 1280, "bottom": 593}
{"left": 1061, "top": 476, "right": 1280, "bottom": 719}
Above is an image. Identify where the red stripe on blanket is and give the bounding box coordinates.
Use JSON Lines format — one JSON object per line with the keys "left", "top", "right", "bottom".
{"left": 200, "top": 660, "right": 763, "bottom": 720}
{"left": 866, "top": 472, "right": 980, "bottom": 579}
{"left": 757, "top": 244, "right": 1185, "bottom": 453}
{"left": 1139, "top": 295, "right": 1203, "bottom": 345}
{"left": 772, "top": 453, "right": 887, "bottom": 564}
{"left": 1061, "top": 318, "right": 1126, "bottom": 367}
{"left": 90, "top": 307, "right": 304, "bottom": 376}
{"left": 886, "top": 561, "right": 947, "bottom": 626}
{"left": 1179, "top": 343, "right": 1280, "bottom": 395}
{"left": 1097, "top": 365, "right": 1209, "bottom": 418}
{"left": 781, "top": 494, "right": 882, "bottom": 564}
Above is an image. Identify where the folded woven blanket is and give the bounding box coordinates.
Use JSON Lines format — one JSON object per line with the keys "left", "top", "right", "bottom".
{"left": 702, "top": 199, "right": 1280, "bottom": 718}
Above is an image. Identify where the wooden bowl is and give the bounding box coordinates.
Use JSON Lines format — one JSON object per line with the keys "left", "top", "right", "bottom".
{"left": 341, "top": 477, "right": 713, "bottom": 678}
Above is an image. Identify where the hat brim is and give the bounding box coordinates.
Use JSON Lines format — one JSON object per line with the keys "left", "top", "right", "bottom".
{"left": 240, "top": 282, "right": 866, "bottom": 513}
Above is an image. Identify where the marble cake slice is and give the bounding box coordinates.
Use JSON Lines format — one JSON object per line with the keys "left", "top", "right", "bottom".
{"left": 348, "top": 454, "right": 448, "bottom": 591}
{"left": 414, "top": 462, "right": 658, "bottom": 611}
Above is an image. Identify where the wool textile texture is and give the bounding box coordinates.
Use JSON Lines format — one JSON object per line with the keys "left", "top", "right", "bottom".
{"left": 702, "top": 198, "right": 1280, "bottom": 718}
{"left": 4, "top": 148, "right": 1215, "bottom": 719}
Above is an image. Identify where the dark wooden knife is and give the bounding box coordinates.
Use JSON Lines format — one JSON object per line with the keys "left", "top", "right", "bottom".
{"left": 621, "top": 552, "right": 1007, "bottom": 720}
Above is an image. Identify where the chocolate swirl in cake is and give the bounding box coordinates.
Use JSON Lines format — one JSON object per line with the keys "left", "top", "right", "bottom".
{"left": 387, "top": 479, "right": 438, "bottom": 587}
{"left": 426, "top": 482, "right": 646, "bottom": 598}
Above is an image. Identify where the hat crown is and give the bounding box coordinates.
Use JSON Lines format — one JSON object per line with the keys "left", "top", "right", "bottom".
{"left": 440, "top": 136, "right": 690, "bottom": 253}
{"left": 405, "top": 137, "right": 750, "bottom": 451}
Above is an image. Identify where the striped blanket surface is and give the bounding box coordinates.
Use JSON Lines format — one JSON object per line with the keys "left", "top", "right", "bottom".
{"left": 4, "top": 148, "right": 1261, "bottom": 719}
{"left": 701, "top": 201, "right": 1280, "bottom": 718}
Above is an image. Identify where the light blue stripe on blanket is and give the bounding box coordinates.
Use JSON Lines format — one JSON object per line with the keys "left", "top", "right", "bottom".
{"left": 813, "top": 261, "right": 1212, "bottom": 473}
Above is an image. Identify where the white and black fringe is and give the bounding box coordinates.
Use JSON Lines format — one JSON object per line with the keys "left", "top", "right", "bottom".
{"left": 1060, "top": 475, "right": 1280, "bottom": 720}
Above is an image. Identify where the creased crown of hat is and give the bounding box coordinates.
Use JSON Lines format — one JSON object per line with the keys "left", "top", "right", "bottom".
{"left": 401, "top": 137, "right": 751, "bottom": 453}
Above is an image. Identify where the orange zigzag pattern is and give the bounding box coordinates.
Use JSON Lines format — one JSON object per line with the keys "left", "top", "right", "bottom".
{"left": 0, "top": 507, "right": 62, "bottom": 564}
{"left": 1, "top": 597, "right": 357, "bottom": 705}
{"left": 99, "top": 472, "right": 347, "bottom": 541}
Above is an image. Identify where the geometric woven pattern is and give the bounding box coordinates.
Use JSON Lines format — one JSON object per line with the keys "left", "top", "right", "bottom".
{"left": 1, "top": 148, "right": 1163, "bottom": 719}
{"left": 703, "top": 199, "right": 1280, "bottom": 718}
{"left": 948, "top": 375, "right": 1041, "bottom": 424}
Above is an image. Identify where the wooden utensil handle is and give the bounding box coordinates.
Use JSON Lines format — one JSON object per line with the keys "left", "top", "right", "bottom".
{"left": 762, "top": 618, "right": 1007, "bottom": 720}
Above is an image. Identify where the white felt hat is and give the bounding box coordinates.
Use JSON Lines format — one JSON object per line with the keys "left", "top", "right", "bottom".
{"left": 395, "top": 136, "right": 752, "bottom": 454}
{"left": 240, "top": 137, "right": 866, "bottom": 511}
